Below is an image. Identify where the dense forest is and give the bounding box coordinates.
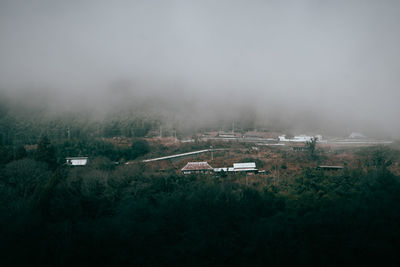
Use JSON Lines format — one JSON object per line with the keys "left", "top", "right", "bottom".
{"left": 1, "top": 101, "right": 400, "bottom": 266}
{"left": 1, "top": 148, "right": 400, "bottom": 266}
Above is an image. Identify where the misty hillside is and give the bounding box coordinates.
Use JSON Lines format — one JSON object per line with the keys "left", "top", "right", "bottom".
{"left": 1, "top": 1, "right": 400, "bottom": 266}
{"left": 1, "top": 0, "right": 400, "bottom": 138}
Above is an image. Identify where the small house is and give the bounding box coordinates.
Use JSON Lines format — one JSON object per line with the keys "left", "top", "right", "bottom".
{"left": 181, "top": 162, "right": 213, "bottom": 174}
{"left": 66, "top": 157, "right": 88, "bottom": 166}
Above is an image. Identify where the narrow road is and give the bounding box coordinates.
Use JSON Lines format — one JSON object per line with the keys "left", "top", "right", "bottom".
{"left": 141, "top": 149, "right": 227, "bottom": 163}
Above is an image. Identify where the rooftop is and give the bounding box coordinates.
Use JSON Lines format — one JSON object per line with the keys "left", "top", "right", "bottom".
{"left": 66, "top": 157, "right": 88, "bottom": 160}
{"left": 233, "top": 162, "right": 256, "bottom": 169}
{"left": 181, "top": 162, "right": 213, "bottom": 171}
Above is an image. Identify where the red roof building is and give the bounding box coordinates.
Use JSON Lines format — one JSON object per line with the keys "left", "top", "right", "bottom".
{"left": 181, "top": 162, "right": 213, "bottom": 174}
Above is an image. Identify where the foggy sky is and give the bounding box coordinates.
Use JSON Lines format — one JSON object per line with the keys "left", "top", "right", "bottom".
{"left": 1, "top": 0, "right": 400, "bottom": 137}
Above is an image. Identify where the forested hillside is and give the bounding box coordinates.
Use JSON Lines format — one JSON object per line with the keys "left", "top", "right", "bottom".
{"left": 1, "top": 101, "right": 400, "bottom": 266}
{"left": 1, "top": 153, "right": 400, "bottom": 266}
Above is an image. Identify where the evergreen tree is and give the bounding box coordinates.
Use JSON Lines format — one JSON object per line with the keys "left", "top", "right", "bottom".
{"left": 131, "top": 139, "right": 150, "bottom": 159}
{"left": 306, "top": 137, "right": 318, "bottom": 159}
{"left": 15, "top": 146, "right": 27, "bottom": 160}
{"left": 0, "top": 146, "right": 12, "bottom": 165}
{"left": 34, "top": 135, "right": 57, "bottom": 169}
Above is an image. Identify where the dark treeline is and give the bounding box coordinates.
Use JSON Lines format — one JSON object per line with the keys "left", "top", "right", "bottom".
{"left": 0, "top": 106, "right": 158, "bottom": 146}
{"left": 1, "top": 147, "right": 400, "bottom": 266}
{"left": 0, "top": 134, "right": 150, "bottom": 165}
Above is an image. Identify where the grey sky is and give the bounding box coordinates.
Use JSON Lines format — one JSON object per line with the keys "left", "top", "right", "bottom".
{"left": 1, "top": 0, "right": 399, "bottom": 136}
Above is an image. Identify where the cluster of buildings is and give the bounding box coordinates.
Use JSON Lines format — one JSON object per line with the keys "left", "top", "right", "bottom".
{"left": 66, "top": 156, "right": 344, "bottom": 174}
{"left": 181, "top": 161, "right": 258, "bottom": 175}
{"left": 201, "top": 131, "right": 327, "bottom": 144}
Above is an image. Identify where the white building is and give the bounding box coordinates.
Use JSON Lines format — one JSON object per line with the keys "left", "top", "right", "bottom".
{"left": 214, "top": 162, "right": 258, "bottom": 174}
{"left": 278, "top": 135, "right": 314, "bottom": 142}
{"left": 66, "top": 157, "right": 88, "bottom": 166}
{"left": 232, "top": 162, "right": 258, "bottom": 172}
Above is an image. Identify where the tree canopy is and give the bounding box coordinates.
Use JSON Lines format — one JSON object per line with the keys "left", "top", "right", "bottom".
{"left": 34, "top": 135, "right": 57, "bottom": 169}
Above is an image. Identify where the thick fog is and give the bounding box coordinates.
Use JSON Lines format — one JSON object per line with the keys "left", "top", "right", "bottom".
{"left": 1, "top": 0, "right": 400, "bottom": 138}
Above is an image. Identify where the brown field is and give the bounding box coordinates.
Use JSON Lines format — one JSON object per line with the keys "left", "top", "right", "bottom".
{"left": 142, "top": 141, "right": 400, "bottom": 180}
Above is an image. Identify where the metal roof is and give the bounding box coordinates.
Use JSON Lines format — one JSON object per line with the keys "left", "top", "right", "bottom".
{"left": 233, "top": 162, "right": 256, "bottom": 169}
{"left": 181, "top": 162, "right": 213, "bottom": 171}
{"left": 66, "top": 157, "right": 88, "bottom": 166}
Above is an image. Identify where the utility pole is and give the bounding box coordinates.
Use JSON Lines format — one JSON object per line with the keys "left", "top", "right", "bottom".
{"left": 159, "top": 125, "right": 162, "bottom": 138}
